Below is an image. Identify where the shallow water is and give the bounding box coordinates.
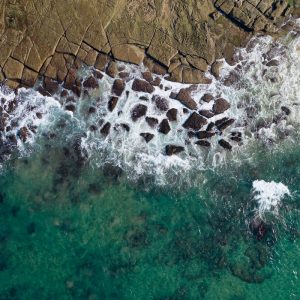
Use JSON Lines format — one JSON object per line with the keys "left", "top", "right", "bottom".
{"left": 1, "top": 23, "right": 300, "bottom": 300}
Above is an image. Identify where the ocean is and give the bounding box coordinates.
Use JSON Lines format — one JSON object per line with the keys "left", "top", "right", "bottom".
{"left": 1, "top": 22, "right": 300, "bottom": 300}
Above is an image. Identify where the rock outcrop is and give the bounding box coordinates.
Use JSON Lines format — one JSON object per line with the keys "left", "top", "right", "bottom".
{"left": 0, "top": 0, "right": 295, "bottom": 89}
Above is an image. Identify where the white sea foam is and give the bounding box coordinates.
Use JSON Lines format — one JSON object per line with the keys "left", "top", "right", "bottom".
{"left": 252, "top": 180, "right": 291, "bottom": 216}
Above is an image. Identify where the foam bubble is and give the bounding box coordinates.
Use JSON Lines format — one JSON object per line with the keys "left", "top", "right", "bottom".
{"left": 252, "top": 180, "right": 291, "bottom": 216}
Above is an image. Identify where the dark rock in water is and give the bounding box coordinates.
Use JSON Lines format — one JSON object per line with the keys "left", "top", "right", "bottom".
{"left": 60, "top": 90, "right": 68, "bottom": 97}
{"left": 222, "top": 71, "right": 239, "bottom": 86}
{"left": 199, "top": 110, "right": 214, "bottom": 118}
{"left": 89, "top": 125, "right": 98, "bottom": 131}
{"left": 175, "top": 88, "right": 197, "bottom": 110}
{"left": 250, "top": 216, "right": 267, "bottom": 241}
{"left": 140, "top": 132, "right": 154, "bottom": 143}
{"left": 93, "top": 70, "right": 103, "bottom": 79}
{"left": 266, "top": 59, "right": 279, "bottom": 67}
{"left": 108, "top": 96, "right": 119, "bottom": 112}
{"left": 18, "top": 127, "right": 29, "bottom": 142}
{"left": 166, "top": 108, "right": 178, "bottom": 122}
{"left": 201, "top": 93, "right": 214, "bottom": 103}
{"left": 216, "top": 118, "right": 235, "bottom": 131}
{"left": 183, "top": 112, "right": 207, "bottom": 131}
{"left": 146, "top": 117, "right": 159, "bottom": 128}
{"left": 183, "top": 108, "right": 189, "bottom": 114}
{"left": 139, "top": 96, "right": 149, "bottom": 101}
{"left": 281, "top": 106, "right": 291, "bottom": 115}
{"left": 37, "top": 86, "right": 51, "bottom": 97}
{"left": 88, "top": 183, "right": 102, "bottom": 194}
{"left": 213, "top": 98, "right": 230, "bottom": 114}
{"left": 65, "top": 104, "right": 76, "bottom": 112}
{"left": 195, "top": 131, "right": 215, "bottom": 139}
{"left": 165, "top": 145, "right": 185, "bottom": 156}
{"left": 142, "top": 71, "right": 153, "bottom": 83}
{"left": 215, "top": 117, "right": 229, "bottom": 127}
{"left": 112, "top": 79, "right": 125, "bottom": 96}
{"left": 218, "top": 139, "right": 232, "bottom": 150}
{"left": 43, "top": 77, "right": 59, "bottom": 95}
{"left": 88, "top": 106, "right": 96, "bottom": 114}
{"left": 121, "top": 123, "right": 130, "bottom": 132}
{"left": 100, "top": 122, "right": 111, "bottom": 136}
{"left": 132, "top": 79, "right": 154, "bottom": 93}
{"left": 131, "top": 104, "right": 147, "bottom": 121}
{"left": 153, "top": 95, "right": 169, "bottom": 111}
{"left": 195, "top": 140, "right": 211, "bottom": 147}
{"left": 103, "top": 163, "right": 123, "bottom": 181}
{"left": 83, "top": 76, "right": 99, "bottom": 89}
{"left": 158, "top": 119, "right": 171, "bottom": 134}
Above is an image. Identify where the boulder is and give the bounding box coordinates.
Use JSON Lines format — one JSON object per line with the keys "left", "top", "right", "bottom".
{"left": 106, "top": 61, "right": 118, "bottom": 78}
{"left": 213, "top": 98, "right": 230, "bottom": 114}
{"left": 43, "top": 77, "right": 59, "bottom": 95}
{"left": 201, "top": 93, "right": 214, "bottom": 102}
{"left": 216, "top": 118, "right": 235, "bottom": 131}
{"left": 140, "top": 132, "right": 154, "bottom": 143}
{"left": 83, "top": 76, "right": 99, "bottom": 89}
{"left": 132, "top": 79, "right": 154, "bottom": 94}
{"left": 100, "top": 122, "right": 111, "bottom": 136}
{"left": 131, "top": 104, "right": 147, "bottom": 121}
{"left": 158, "top": 119, "right": 171, "bottom": 134}
{"left": 112, "top": 79, "right": 125, "bottom": 96}
{"left": 195, "top": 140, "right": 211, "bottom": 147}
{"left": 153, "top": 95, "right": 169, "bottom": 111}
{"left": 218, "top": 139, "right": 232, "bottom": 150}
{"left": 183, "top": 112, "right": 207, "bottom": 131}
{"left": 199, "top": 110, "right": 215, "bottom": 118}
{"left": 146, "top": 117, "right": 159, "bottom": 128}
{"left": 195, "top": 131, "right": 216, "bottom": 139}
{"left": 165, "top": 145, "right": 185, "bottom": 156}
{"left": 175, "top": 88, "right": 198, "bottom": 110}
{"left": 108, "top": 96, "right": 118, "bottom": 112}
{"left": 166, "top": 108, "right": 178, "bottom": 122}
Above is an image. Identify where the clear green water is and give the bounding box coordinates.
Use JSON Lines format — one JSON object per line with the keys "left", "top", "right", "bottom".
{"left": 0, "top": 135, "right": 300, "bottom": 300}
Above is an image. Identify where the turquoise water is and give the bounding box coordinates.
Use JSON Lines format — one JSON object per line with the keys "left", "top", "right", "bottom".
{"left": 0, "top": 133, "right": 300, "bottom": 300}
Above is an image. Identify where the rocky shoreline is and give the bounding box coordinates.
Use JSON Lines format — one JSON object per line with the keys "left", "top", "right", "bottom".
{"left": 0, "top": 0, "right": 298, "bottom": 90}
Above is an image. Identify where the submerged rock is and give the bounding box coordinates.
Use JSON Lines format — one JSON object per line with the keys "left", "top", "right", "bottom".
{"left": 158, "top": 119, "right": 171, "bottom": 134}
{"left": 131, "top": 104, "right": 148, "bottom": 121}
{"left": 165, "top": 145, "right": 185, "bottom": 156}
{"left": 140, "top": 132, "right": 154, "bottom": 143}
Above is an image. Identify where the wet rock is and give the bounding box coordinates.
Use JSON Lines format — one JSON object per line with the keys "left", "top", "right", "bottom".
{"left": 65, "top": 104, "right": 76, "bottom": 112}
{"left": 83, "top": 76, "right": 99, "bottom": 89}
{"left": 195, "top": 131, "right": 215, "bottom": 139}
{"left": 216, "top": 118, "right": 235, "bottom": 131}
{"left": 60, "top": 90, "right": 68, "bottom": 97}
{"left": 106, "top": 61, "right": 118, "bottom": 78}
{"left": 281, "top": 106, "right": 291, "bottom": 115}
{"left": 183, "top": 112, "right": 207, "bottom": 131}
{"left": 165, "top": 145, "right": 185, "bottom": 156}
{"left": 230, "top": 131, "right": 242, "bottom": 142}
{"left": 142, "top": 71, "right": 153, "bottom": 83}
{"left": 131, "top": 104, "right": 147, "bottom": 121}
{"left": 18, "top": 127, "right": 29, "bottom": 142}
{"left": 89, "top": 125, "right": 98, "bottom": 131}
{"left": 153, "top": 95, "right": 169, "bottom": 111}
{"left": 93, "top": 70, "right": 103, "bottom": 79}
{"left": 223, "top": 71, "right": 240, "bottom": 86}
{"left": 43, "top": 77, "right": 59, "bottom": 95}
{"left": 201, "top": 93, "right": 214, "bottom": 103}
{"left": 100, "top": 122, "right": 111, "bottom": 136}
{"left": 166, "top": 108, "right": 178, "bottom": 122}
{"left": 132, "top": 79, "right": 154, "bottom": 94}
{"left": 199, "top": 110, "right": 215, "bottom": 118}
{"left": 112, "top": 79, "right": 125, "bottom": 96}
{"left": 158, "top": 119, "right": 171, "bottom": 134}
{"left": 218, "top": 139, "right": 232, "bottom": 150}
{"left": 146, "top": 117, "right": 159, "bottom": 128}
{"left": 213, "top": 98, "right": 230, "bottom": 114}
{"left": 266, "top": 59, "right": 280, "bottom": 67}
{"left": 195, "top": 140, "right": 211, "bottom": 147}
{"left": 108, "top": 96, "right": 119, "bottom": 112}
{"left": 88, "top": 107, "right": 96, "bottom": 114}
{"left": 121, "top": 123, "right": 130, "bottom": 132}
{"left": 175, "top": 88, "right": 198, "bottom": 110}
{"left": 140, "top": 132, "right": 154, "bottom": 143}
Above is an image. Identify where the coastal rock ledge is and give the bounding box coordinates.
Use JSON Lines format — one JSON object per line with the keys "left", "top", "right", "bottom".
{"left": 0, "top": 0, "right": 297, "bottom": 89}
